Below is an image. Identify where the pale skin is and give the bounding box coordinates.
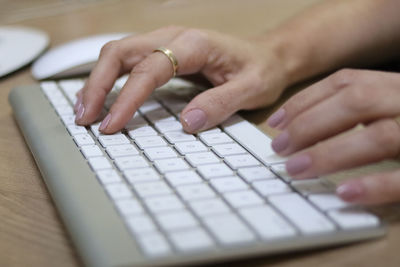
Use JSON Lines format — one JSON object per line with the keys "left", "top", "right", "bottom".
{"left": 75, "top": 0, "right": 400, "bottom": 205}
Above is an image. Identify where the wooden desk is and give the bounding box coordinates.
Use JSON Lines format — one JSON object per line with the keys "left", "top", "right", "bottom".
{"left": 1, "top": 0, "right": 400, "bottom": 266}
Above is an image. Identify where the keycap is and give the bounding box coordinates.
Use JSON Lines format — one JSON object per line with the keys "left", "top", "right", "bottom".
{"left": 185, "top": 152, "right": 220, "bottom": 166}
{"left": 155, "top": 210, "right": 198, "bottom": 232}
{"left": 328, "top": 209, "right": 379, "bottom": 229}
{"left": 106, "top": 144, "right": 139, "bottom": 159}
{"left": 239, "top": 205, "right": 296, "bottom": 239}
{"left": 55, "top": 104, "right": 73, "bottom": 116}
{"left": 144, "top": 107, "right": 175, "bottom": 123}
{"left": 225, "top": 154, "right": 260, "bottom": 169}
{"left": 198, "top": 127, "right": 221, "bottom": 135}
{"left": 133, "top": 181, "right": 172, "bottom": 198}
{"left": 210, "top": 176, "right": 249, "bottom": 193}
{"left": 154, "top": 120, "right": 183, "bottom": 133}
{"left": 135, "top": 136, "right": 167, "bottom": 149}
{"left": 203, "top": 213, "right": 255, "bottom": 245}
{"left": 238, "top": 166, "right": 276, "bottom": 182}
{"left": 127, "top": 126, "right": 157, "bottom": 139}
{"left": 90, "top": 122, "right": 101, "bottom": 137}
{"left": 292, "top": 178, "right": 336, "bottom": 196}
{"left": 96, "top": 169, "right": 121, "bottom": 184}
{"left": 67, "top": 124, "right": 87, "bottom": 135}
{"left": 74, "top": 133, "right": 95, "bottom": 146}
{"left": 165, "top": 170, "right": 202, "bottom": 186}
{"left": 125, "top": 115, "right": 147, "bottom": 129}
{"left": 138, "top": 100, "right": 162, "bottom": 114}
{"left": 105, "top": 183, "right": 133, "bottom": 200}
{"left": 163, "top": 131, "right": 196, "bottom": 143}
{"left": 88, "top": 156, "right": 112, "bottom": 170}
{"left": 197, "top": 163, "right": 234, "bottom": 179}
{"left": 176, "top": 183, "right": 216, "bottom": 201}
{"left": 169, "top": 228, "right": 214, "bottom": 252}
{"left": 252, "top": 179, "right": 291, "bottom": 196}
{"left": 174, "top": 141, "right": 208, "bottom": 154}
{"left": 81, "top": 144, "right": 103, "bottom": 158}
{"left": 98, "top": 134, "right": 130, "bottom": 147}
{"left": 269, "top": 164, "right": 292, "bottom": 182}
{"left": 309, "top": 194, "right": 352, "bottom": 211}
{"left": 154, "top": 158, "right": 190, "bottom": 173}
{"left": 61, "top": 114, "right": 76, "bottom": 125}
{"left": 144, "top": 195, "right": 185, "bottom": 213}
{"left": 114, "top": 156, "right": 149, "bottom": 170}
{"left": 189, "top": 198, "right": 231, "bottom": 217}
{"left": 212, "top": 143, "right": 246, "bottom": 157}
{"left": 124, "top": 168, "right": 160, "bottom": 184}
{"left": 223, "top": 190, "right": 264, "bottom": 208}
{"left": 200, "top": 132, "right": 233, "bottom": 146}
{"left": 115, "top": 198, "right": 144, "bottom": 216}
{"left": 144, "top": 146, "right": 178, "bottom": 161}
{"left": 269, "top": 193, "right": 335, "bottom": 234}
{"left": 136, "top": 232, "right": 171, "bottom": 257}
{"left": 126, "top": 214, "right": 157, "bottom": 235}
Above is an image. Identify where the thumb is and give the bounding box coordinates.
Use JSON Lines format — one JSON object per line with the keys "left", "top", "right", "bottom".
{"left": 180, "top": 79, "right": 248, "bottom": 133}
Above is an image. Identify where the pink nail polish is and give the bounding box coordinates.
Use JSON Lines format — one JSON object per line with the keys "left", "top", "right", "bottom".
{"left": 74, "top": 94, "right": 83, "bottom": 113}
{"left": 285, "top": 154, "right": 312, "bottom": 175}
{"left": 76, "top": 104, "right": 85, "bottom": 122}
{"left": 99, "top": 113, "right": 112, "bottom": 132}
{"left": 267, "top": 108, "right": 285, "bottom": 128}
{"left": 182, "top": 109, "right": 207, "bottom": 132}
{"left": 271, "top": 131, "right": 290, "bottom": 153}
{"left": 336, "top": 182, "right": 363, "bottom": 201}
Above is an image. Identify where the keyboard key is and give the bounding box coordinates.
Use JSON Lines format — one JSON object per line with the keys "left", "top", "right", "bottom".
{"left": 106, "top": 144, "right": 139, "bottom": 159}
{"left": 98, "top": 134, "right": 130, "bottom": 147}
{"left": 174, "top": 141, "right": 208, "bottom": 154}
{"left": 145, "top": 195, "right": 185, "bottom": 213}
{"left": 105, "top": 183, "right": 133, "bottom": 200}
{"left": 309, "top": 194, "right": 352, "bottom": 211}
{"left": 88, "top": 156, "right": 112, "bottom": 170}
{"left": 74, "top": 133, "right": 95, "bottom": 146}
{"left": 126, "top": 214, "right": 157, "bottom": 235}
{"left": 189, "top": 198, "right": 230, "bottom": 217}
{"left": 154, "top": 120, "right": 183, "bottom": 133}
{"left": 223, "top": 190, "right": 264, "bottom": 208}
{"left": 156, "top": 210, "right": 198, "bottom": 232}
{"left": 144, "top": 107, "right": 175, "bottom": 123}
{"left": 198, "top": 127, "right": 221, "bottom": 135}
{"left": 203, "top": 213, "right": 255, "bottom": 245}
{"left": 125, "top": 115, "right": 147, "bottom": 129}
{"left": 252, "top": 179, "right": 291, "bottom": 196}
{"left": 169, "top": 228, "right": 214, "bottom": 252}
{"left": 124, "top": 168, "right": 160, "bottom": 184}
{"left": 165, "top": 170, "right": 202, "bottom": 186}
{"left": 114, "top": 156, "right": 149, "bottom": 170}
{"left": 154, "top": 158, "right": 190, "bottom": 173}
{"left": 60, "top": 114, "right": 76, "bottom": 125}
{"left": 197, "top": 163, "right": 234, "bottom": 179}
{"left": 133, "top": 181, "right": 172, "bottom": 198}
{"left": 137, "top": 232, "right": 171, "bottom": 257}
{"left": 239, "top": 205, "right": 296, "bottom": 239}
{"left": 210, "top": 176, "right": 248, "bottom": 193}
{"left": 185, "top": 152, "right": 220, "bottom": 166}
{"left": 127, "top": 126, "right": 157, "bottom": 139}
{"left": 135, "top": 136, "right": 167, "bottom": 149}
{"left": 55, "top": 104, "right": 73, "bottom": 115}
{"left": 115, "top": 198, "right": 144, "bottom": 216}
{"left": 90, "top": 122, "right": 101, "bottom": 137}
{"left": 200, "top": 132, "right": 233, "bottom": 146}
{"left": 139, "top": 100, "right": 162, "bottom": 114}
{"left": 270, "top": 164, "right": 292, "bottom": 182}
{"left": 144, "top": 146, "right": 178, "bottom": 161}
{"left": 225, "top": 154, "right": 260, "bottom": 169}
{"left": 292, "top": 178, "right": 336, "bottom": 196}
{"left": 81, "top": 144, "right": 103, "bottom": 158}
{"left": 328, "top": 209, "right": 379, "bottom": 229}
{"left": 96, "top": 169, "right": 121, "bottom": 184}
{"left": 164, "top": 131, "right": 196, "bottom": 143}
{"left": 269, "top": 193, "right": 335, "bottom": 234}
{"left": 212, "top": 143, "right": 246, "bottom": 157}
{"left": 176, "top": 183, "right": 216, "bottom": 201}
{"left": 67, "top": 124, "right": 87, "bottom": 135}
{"left": 238, "top": 166, "right": 276, "bottom": 182}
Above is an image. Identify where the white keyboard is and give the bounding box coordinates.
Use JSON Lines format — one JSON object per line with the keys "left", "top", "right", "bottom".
{"left": 15, "top": 77, "right": 383, "bottom": 265}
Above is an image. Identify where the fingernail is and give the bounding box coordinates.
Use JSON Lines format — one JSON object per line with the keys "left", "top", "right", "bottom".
{"left": 267, "top": 108, "right": 285, "bottom": 128}
{"left": 285, "top": 154, "right": 312, "bottom": 175}
{"left": 182, "top": 109, "right": 207, "bottom": 132}
{"left": 74, "top": 93, "right": 83, "bottom": 113}
{"left": 75, "top": 104, "right": 85, "bottom": 122}
{"left": 99, "top": 113, "right": 112, "bottom": 132}
{"left": 271, "top": 131, "right": 290, "bottom": 153}
{"left": 336, "top": 182, "right": 363, "bottom": 202}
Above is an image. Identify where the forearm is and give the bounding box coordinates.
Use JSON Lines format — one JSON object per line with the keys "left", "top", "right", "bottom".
{"left": 265, "top": 0, "right": 400, "bottom": 85}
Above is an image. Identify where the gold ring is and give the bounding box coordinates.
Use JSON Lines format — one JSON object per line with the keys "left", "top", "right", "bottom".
{"left": 153, "top": 47, "right": 179, "bottom": 77}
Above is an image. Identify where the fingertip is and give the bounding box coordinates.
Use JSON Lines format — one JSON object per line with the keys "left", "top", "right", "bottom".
{"left": 181, "top": 108, "right": 207, "bottom": 133}
{"left": 336, "top": 180, "right": 365, "bottom": 202}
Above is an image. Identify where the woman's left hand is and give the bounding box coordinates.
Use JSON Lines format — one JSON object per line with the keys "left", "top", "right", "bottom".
{"left": 268, "top": 68, "right": 400, "bottom": 205}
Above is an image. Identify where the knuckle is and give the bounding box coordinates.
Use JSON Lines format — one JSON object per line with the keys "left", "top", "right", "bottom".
{"left": 342, "top": 85, "right": 375, "bottom": 112}
{"left": 329, "top": 68, "right": 359, "bottom": 89}
{"left": 99, "top": 40, "right": 120, "bottom": 57}
{"left": 370, "top": 119, "right": 400, "bottom": 157}
{"left": 177, "top": 28, "right": 208, "bottom": 45}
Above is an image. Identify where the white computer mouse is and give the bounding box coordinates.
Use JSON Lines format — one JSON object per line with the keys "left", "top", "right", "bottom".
{"left": 0, "top": 26, "right": 49, "bottom": 78}
{"left": 31, "top": 32, "right": 131, "bottom": 80}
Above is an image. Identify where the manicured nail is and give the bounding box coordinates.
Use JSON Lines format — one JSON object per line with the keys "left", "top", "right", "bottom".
{"left": 99, "top": 113, "right": 112, "bottom": 132}
{"left": 285, "top": 154, "right": 312, "bottom": 175}
{"left": 267, "top": 108, "right": 285, "bottom": 128}
{"left": 336, "top": 182, "right": 363, "bottom": 202}
{"left": 74, "top": 93, "right": 83, "bottom": 113}
{"left": 75, "top": 104, "right": 85, "bottom": 122}
{"left": 271, "top": 131, "right": 290, "bottom": 153}
{"left": 182, "top": 109, "right": 207, "bottom": 132}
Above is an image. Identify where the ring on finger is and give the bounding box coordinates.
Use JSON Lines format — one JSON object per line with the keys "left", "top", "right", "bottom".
{"left": 153, "top": 47, "right": 179, "bottom": 77}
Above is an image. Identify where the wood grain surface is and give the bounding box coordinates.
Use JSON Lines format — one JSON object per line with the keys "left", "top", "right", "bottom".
{"left": 1, "top": 1, "right": 400, "bottom": 266}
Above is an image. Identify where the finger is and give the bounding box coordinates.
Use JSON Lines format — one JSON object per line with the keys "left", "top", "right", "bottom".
{"left": 271, "top": 72, "right": 400, "bottom": 156}
{"left": 75, "top": 26, "right": 185, "bottom": 125}
{"left": 180, "top": 78, "right": 252, "bottom": 133}
{"left": 283, "top": 119, "right": 400, "bottom": 179}
{"left": 336, "top": 169, "right": 400, "bottom": 205}
{"left": 99, "top": 29, "right": 211, "bottom": 133}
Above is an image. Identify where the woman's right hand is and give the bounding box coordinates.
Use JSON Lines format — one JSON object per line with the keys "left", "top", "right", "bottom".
{"left": 74, "top": 26, "right": 290, "bottom": 134}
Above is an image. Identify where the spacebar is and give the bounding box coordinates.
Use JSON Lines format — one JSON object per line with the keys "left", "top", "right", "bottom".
{"left": 221, "top": 115, "right": 285, "bottom": 165}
